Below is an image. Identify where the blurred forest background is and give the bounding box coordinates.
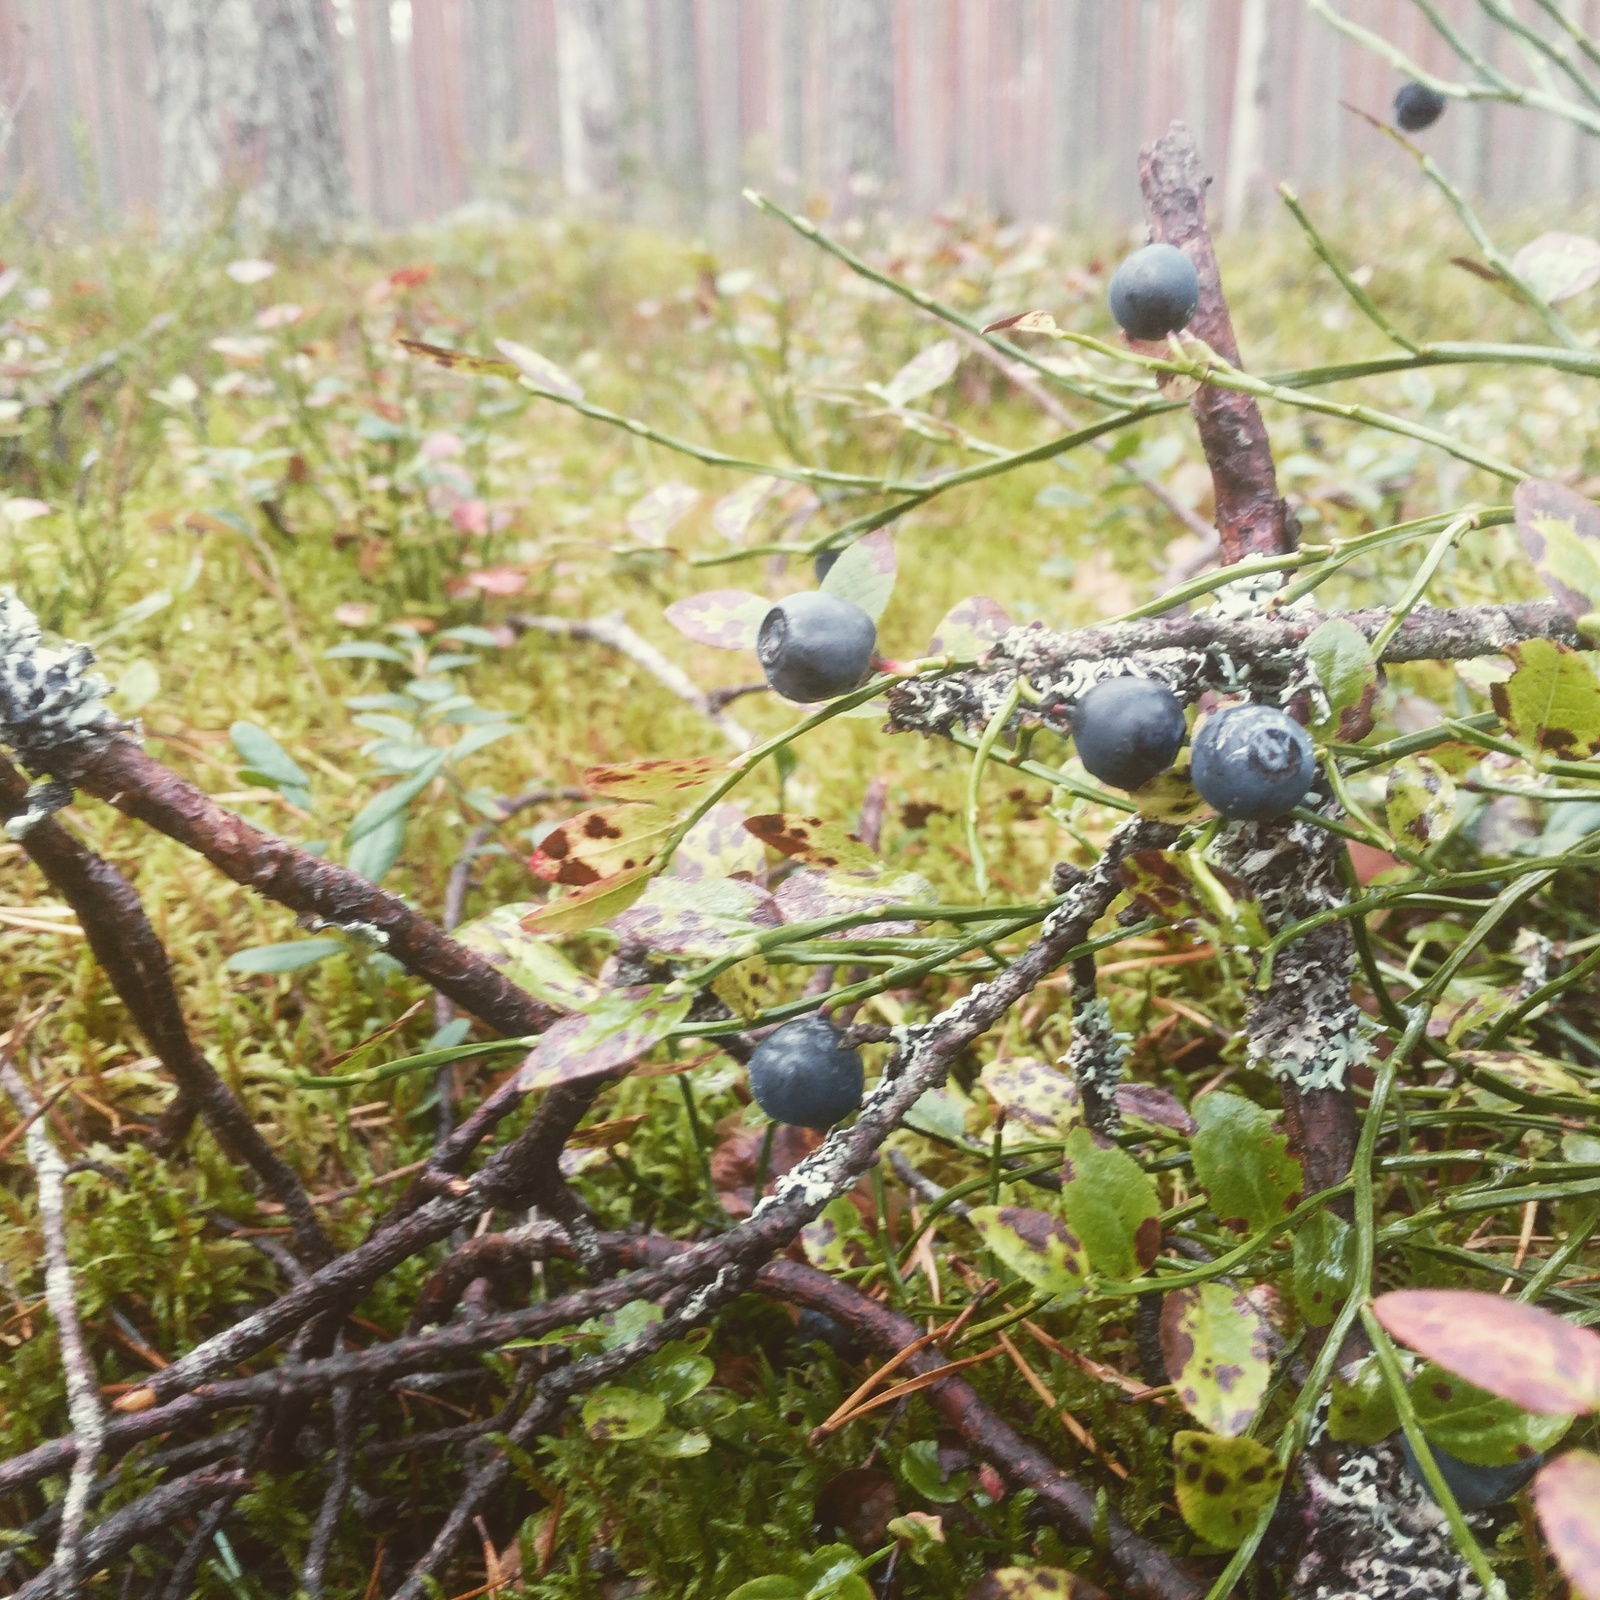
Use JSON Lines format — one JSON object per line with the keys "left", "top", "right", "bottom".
{"left": 2, "top": 0, "right": 1598, "bottom": 240}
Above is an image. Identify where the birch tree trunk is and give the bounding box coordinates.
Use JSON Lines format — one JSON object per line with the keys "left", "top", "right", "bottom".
{"left": 653, "top": 0, "right": 703, "bottom": 219}
{"left": 830, "top": 0, "right": 895, "bottom": 208}
{"left": 146, "top": 0, "right": 349, "bottom": 236}
{"left": 554, "top": 0, "right": 620, "bottom": 200}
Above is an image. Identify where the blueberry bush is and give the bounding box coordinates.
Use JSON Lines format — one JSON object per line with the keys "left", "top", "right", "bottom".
{"left": 5, "top": 9, "right": 1600, "bottom": 1599}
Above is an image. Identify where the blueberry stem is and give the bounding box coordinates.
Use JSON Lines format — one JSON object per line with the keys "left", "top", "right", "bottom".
{"left": 1367, "top": 512, "right": 1479, "bottom": 659}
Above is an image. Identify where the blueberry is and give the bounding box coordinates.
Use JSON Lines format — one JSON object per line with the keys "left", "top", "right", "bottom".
{"left": 1399, "top": 1436, "right": 1541, "bottom": 1511}
{"left": 747, "top": 1014, "right": 864, "bottom": 1130}
{"left": 757, "top": 591, "right": 877, "bottom": 703}
{"left": 795, "top": 1308, "right": 861, "bottom": 1361}
{"left": 1108, "top": 243, "right": 1201, "bottom": 342}
{"left": 1394, "top": 82, "right": 1447, "bottom": 132}
{"left": 1190, "top": 703, "right": 1316, "bottom": 821}
{"left": 813, "top": 549, "right": 841, "bottom": 583}
{"left": 1067, "top": 675, "right": 1187, "bottom": 792}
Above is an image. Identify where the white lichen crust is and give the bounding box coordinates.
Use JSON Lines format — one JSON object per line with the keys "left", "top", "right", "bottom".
{"left": 0, "top": 589, "right": 117, "bottom": 765}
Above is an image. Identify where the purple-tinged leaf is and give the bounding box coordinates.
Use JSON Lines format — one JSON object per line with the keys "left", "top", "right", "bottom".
{"left": 673, "top": 802, "right": 765, "bottom": 881}
{"left": 607, "top": 875, "right": 781, "bottom": 957}
{"left": 712, "top": 476, "right": 781, "bottom": 544}
{"left": 1535, "top": 1450, "right": 1600, "bottom": 1600}
{"left": 627, "top": 481, "right": 700, "bottom": 546}
{"left": 1514, "top": 479, "right": 1600, "bottom": 622}
{"left": 1373, "top": 1291, "right": 1600, "bottom": 1415}
{"left": 1115, "top": 1082, "right": 1197, "bottom": 1137}
{"left": 819, "top": 529, "right": 896, "bottom": 621}
{"left": 664, "top": 590, "right": 770, "bottom": 650}
{"left": 928, "top": 596, "right": 1013, "bottom": 658}
{"left": 772, "top": 867, "right": 933, "bottom": 937}
{"left": 1161, "top": 1284, "right": 1272, "bottom": 1437}
{"left": 517, "top": 985, "right": 692, "bottom": 1092}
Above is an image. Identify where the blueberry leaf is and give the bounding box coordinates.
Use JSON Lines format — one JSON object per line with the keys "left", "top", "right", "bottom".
{"left": 978, "top": 1057, "right": 1082, "bottom": 1142}
{"left": 664, "top": 589, "right": 770, "bottom": 649}
{"left": 1411, "top": 1362, "right": 1572, "bottom": 1467}
{"left": 454, "top": 904, "right": 604, "bottom": 1010}
{"left": 492, "top": 337, "right": 583, "bottom": 398}
{"left": 1514, "top": 478, "right": 1600, "bottom": 620}
{"left": 1509, "top": 232, "right": 1600, "bottom": 304}
{"left": 627, "top": 481, "right": 700, "bottom": 546}
{"left": 516, "top": 985, "right": 692, "bottom": 1092}
{"left": 712, "top": 475, "right": 781, "bottom": 544}
{"left": 519, "top": 862, "right": 655, "bottom": 936}
{"left": 1491, "top": 638, "right": 1600, "bottom": 757}
{"left": 1385, "top": 755, "right": 1457, "bottom": 848}
{"left": 607, "top": 874, "right": 781, "bottom": 956}
{"left": 1190, "top": 1090, "right": 1303, "bottom": 1235}
{"left": 584, "top": 755, "right": 727, "bottom": 802}
{"left": 1173, "top": 1431, "right": 1284, "bottom": 1549}
{"left": 1534, "top": 1450, "right": 1600, "bottom": 1600}
{"left": 1059, "top": 1126, "right": 1161, "bottom": 1280}
{"left": 1160, "top": 1283, "right": 1272, "bottom": 1436}
{"left": 1306, "top": 617, "right": 1378, "bottom": 740}
{"left": 879, "top": 339, "right": 961, "bottom": 407}
{"left": 818, "top": 530, "right": 896, "bottom": 621}
{"left": 527, "top": 803, "right": 675, "bottom": 885}
{"left": 928, "top": 595, "right": 1013, "bottom": 657}
{"left": 966, "top": 1205, "right": 1087, "bottom": 1303}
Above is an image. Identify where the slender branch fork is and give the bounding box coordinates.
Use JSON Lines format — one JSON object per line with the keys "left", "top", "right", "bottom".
{"left": 0, "top": 121, "right": 1591, "bottom": 1599}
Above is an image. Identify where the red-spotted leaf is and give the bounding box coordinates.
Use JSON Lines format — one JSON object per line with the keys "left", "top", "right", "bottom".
{"left": 607, "top": 874, "right": 781, "bottom": 956}
{"left": 673, "top": 801, "right": 765, "bottom": 881}
{"left": 818, "top": 530, "right": 896, "bottom": 621}
{"left": 772, "top": 868, "right": 932, "bottom": 938}
{"left": 1535, "top": 1450, "right": 1600, "bottom": 1600}
{"left": 398, "top": 336, "right": 518, "bottom": 379}
{"left": 664, "top": 590, "right": 770, "bottom": 650}
{"left": 1511, "top": 232, "right": 1600, "bottom": 304}
{"left": 745, "top": 813, "right": 880, "bottom": 873}
{"left": 712, "top": 475, "right": 781, "bottom": 544}
{"left": 1372, "top": 1291, "right": 1600, "bottom": 1415}
{"left": 928, "top": 596, "right": 1013, "bottom": 658}
{"left": 528, "top": 804, "right": 673, "bottom": 885}
{"left": 1161, "top": 1283, "right": 1273, "bottom": 1436}
{"left": 584, "top": 756, "right": 727, "bottom": 802}
{"left": 1514, "top": 479, "right": 1600, "bottom": 622}
{"left": 627, "top": 481, "right": 700, "bottom": 546}
{"left": 519, "top": 863, "right": 655, "bottom": 937}
{"left": 516, "top": 985, "right": 692, "bottom": 1091}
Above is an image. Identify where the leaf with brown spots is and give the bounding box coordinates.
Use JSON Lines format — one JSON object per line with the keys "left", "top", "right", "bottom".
{"left": 528, "top": 804, "right": 674, "bottom": 885}
{"left": 582, "top": 756, "right": 727, "bottom": 802}
{"left": 967, "top": 1568, "right": 1107, "bottom": 1600}
{"left": 1306, "top": 617, "right": 1379, "bottom": 741}
{"left": 979, "top": 1057, "right": 1082, "bottom": 1141}
{"left": 516, "top": 985, "right": 692, "bottom": 1092}
{"left": 519, "top": 862, "right": 654, "bottom": 937}
{"left": 1411, "top": 1362, "right": 1572, "bottom": 1466}
{"left": 1373, "top": 1290, "right": 1600, "bottom": 1415}
{"left": 1385, "top": 756, "right": 1457, "bottom": 848}
{"left": 1535, "top": 1450, "right": 1600, "bottom": 1600}
{"left": 745, "top": 813, "right": 881, "bottom": 874}
{"left": 1172, "top": 1431, "right": 1284, "bottom": 1549}
{"left": 928, "top": 596, "right": 1014, "bottom": 658}
{"left": 1515, "top": 478, "right": 1600, "bottom": 622}
{"left": 1491, "top": 638, "right": 1600, "bottom": 758}
{"left": 397, "top": 337, "right": 519, "bottom": 379}
{"left": 1160, "top": 1283, "right": 1272, "bottom": 1437}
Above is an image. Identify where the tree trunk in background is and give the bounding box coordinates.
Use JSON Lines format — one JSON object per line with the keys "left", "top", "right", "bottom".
{"left": 248, "top": 0, "right": 351, "bottom": 231}
{"left": 146, "top": 0, "right": 348, "bottom": 236}
{"left": 554, "top": 0, "right": 619, "bottom": 200}
{"left": 1222, "top": 0, "right": 1270, "bottom": 232}
{"left": 144, "top": 0, "right": 251, "bottom": 234}
{"left": 830, "top": 0, "right": 895, "bottom": 208}
{"left": 653, "top": 0, "right": 703, "bottom": 221}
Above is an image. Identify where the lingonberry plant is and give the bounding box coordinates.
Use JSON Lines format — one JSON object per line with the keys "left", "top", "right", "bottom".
{"left": 5, "top": 7, "right": 1600, "bottom": 1599}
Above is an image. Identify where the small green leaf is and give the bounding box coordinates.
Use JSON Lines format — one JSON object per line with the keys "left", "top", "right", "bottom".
{"left": 1292, "top": 1209, "right": 1354, "bottom": 1327}
{"left": 726, "top": 1581, "right": 806, "bottom": 1600}
{"left": 581, "top": 1385, "right": 665, "bottom": 1442}
{"left": 1058, "top": 1126, "right": 1160, "bottom": 1280}
{"left": 800, "top": 1195, "right": 872, "bottom": 1273}
{"left": 966, "top": 1205, "right": 1086, "bottom": 1303}
{"left": 1190, "top": 1091, "right": 1303, "bottom": 1235}
{"left": 1173, "top": 1431, "right": 1285, "bottom": 1549}
{"left": 324, "top": 640, "right": 409, "bottom": 663}
{"left": 1491, "top": 638, "right": 1600, "bottom": 758}
{"left": 638, "top": 1343, "right": 715, "bottom": 1406}
{"left": 900, "top": 1439, "right": 969, "bottom": 1504}
{"left": 1160, "top": 1283, "right": 1272, "bottom": 1436}
{"left": 647, "top": 1426, "right": 711, "bottom": 1458}
{"left": 345, "top": 812, "right": 406, "bottom": 885}
{"left": 597, "top": 1299, "right": 664, "bottom": 1352}
{"left": 345, "top": 752, "right": 447, "bottom": 845}
{"left": 1306, "top": 617, "right": 1378, "bottom": 739}
{"left": 819, "top": 530, "right": 896, "bottom": 622}
{"left": 224, "top": 938, "right": 344, "bottom": 975}
{"left": 1412, "top": 1362, "right": 1573, "bottom": 1467}
{"left": 1386, "top": 756, "right": 1456, "bottom": 848}
{"left": 519, "top": 863, "right": 655, "bottom": 936}
{"left": 1328, "top": 1355, "right": 1400, "bottom": 1445}
{"left": 230, "top": 721, "right": 309, "bottom": 789}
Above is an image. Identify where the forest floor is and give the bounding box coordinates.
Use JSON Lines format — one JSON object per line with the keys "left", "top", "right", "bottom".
{"left": 1, "top": 182, "right": 1599, "bottom": 1598}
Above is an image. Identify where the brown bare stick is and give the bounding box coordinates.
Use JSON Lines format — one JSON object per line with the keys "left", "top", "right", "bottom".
{"left": 0, "top": 752, "right": 335, "bottom": 1266}
{"left": 1139, "top": 124, "right": 1294, "bottom": 562}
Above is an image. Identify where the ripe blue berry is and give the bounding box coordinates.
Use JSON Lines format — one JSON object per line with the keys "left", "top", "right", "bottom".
{"left": 1399, "top": 1436, "right": 1541, "bottom": 1511}
{"left": 1190, "top": 703, "right": 1316, "bottom": 821}
{"left": 758, "top": 591, "right": 877, "bottom": 703}
{"left": 794, "top": 1308, "right": 861, "bottom": 1360}
{"left": 747, "top": 1014, "right": 864, "bottom": 1130}
{"left": 1394, "top": 81, "right": 1447, "bottom": 131}
{"left": 1108, "top": 243, "right": 1201, "bottom": 342}
{"left": 1068, "top": 675, "right": 1187, "bottom": 792}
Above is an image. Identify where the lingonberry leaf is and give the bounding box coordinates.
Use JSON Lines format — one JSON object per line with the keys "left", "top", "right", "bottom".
{"left": 1373, "top": 1290, "right": 1600, "bottom": 1414}
{"left": 1160, "top": 1283, "right": 1273, "bottom": 1436}
{"left": 1173, "top": 1431, "right": 1284, "bottom": 1549}
{"left": 664, "top": 589, "right": 771, "bottom": 650}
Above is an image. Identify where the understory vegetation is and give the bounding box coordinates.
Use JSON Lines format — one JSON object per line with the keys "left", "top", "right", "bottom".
{"left": 4, "top": 159, "right": 1600, "bottom": 1600}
